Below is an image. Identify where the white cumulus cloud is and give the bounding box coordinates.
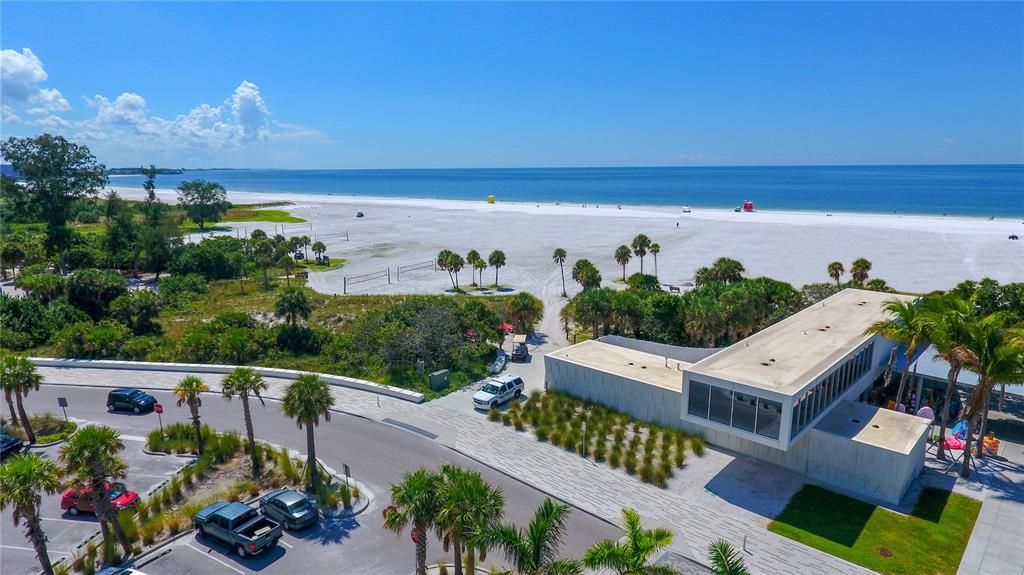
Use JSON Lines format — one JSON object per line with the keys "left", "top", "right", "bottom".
{"left": 230, "top": 81, "right": 270, "bottom": 142}
{"left": 1, "top": 48, "right": 70, "bottom": 112}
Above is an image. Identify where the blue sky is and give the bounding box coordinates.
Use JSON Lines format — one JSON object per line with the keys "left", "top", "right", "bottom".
{"left": 2, "top": 2, "right": 1021, "bottom": 169}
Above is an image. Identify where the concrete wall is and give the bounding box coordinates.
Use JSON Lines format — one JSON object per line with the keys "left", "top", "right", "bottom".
{"left": 805, "top": 429, "right": 926, "bottom": 505}
{"left": 676, "top": 418, "right": 811, "bottom": 474}
{"left": 597, "top": 335, "right": 723, "bottom": 364}
{"left": 544, "top": 355, "right": 681, "bottom": 427}
{"left": 29, "top": 357, "right": 425, "bottom": 403}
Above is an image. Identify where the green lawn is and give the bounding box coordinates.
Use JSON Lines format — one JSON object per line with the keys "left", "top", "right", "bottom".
{"left": 768, "top": 485, "right": 981, "bottom": 575}
{"left": 219, "top": 207, "right": 305, "bottom": 223}
{"left": 297, "top": 257, "right": 346, "bottom": 272}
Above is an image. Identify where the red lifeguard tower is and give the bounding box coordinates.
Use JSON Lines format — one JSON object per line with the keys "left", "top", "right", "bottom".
{"left": 742, "top": 200, "right": 755, "bottom": 212}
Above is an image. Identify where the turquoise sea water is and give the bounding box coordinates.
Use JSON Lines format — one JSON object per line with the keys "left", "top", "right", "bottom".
{"left": 111, "top": 164, "right": 1024, "bottom": 217}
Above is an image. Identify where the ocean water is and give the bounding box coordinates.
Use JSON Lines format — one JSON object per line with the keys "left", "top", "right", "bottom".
{"left": 111, "top": 164, "right": 1024, "bottom": 217}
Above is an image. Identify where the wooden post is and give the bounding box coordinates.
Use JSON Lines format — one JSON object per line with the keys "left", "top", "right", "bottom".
{"left": 387, "top": 268, "right": 391, "bottom": 284}
{"left": 343, "top": 277, "right": 347, "bottom": 295}
{"left": 396, "top": 266, "right": 400, "bottom": 282}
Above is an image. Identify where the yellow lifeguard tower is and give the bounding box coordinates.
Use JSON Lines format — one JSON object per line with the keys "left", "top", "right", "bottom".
{"left": 487, "top": 195, "right": 495, "bottom": 204}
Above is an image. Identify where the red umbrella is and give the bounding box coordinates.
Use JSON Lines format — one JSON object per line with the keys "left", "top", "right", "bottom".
{"left": 498, "top": 323, "right": 514, "bottom": 331}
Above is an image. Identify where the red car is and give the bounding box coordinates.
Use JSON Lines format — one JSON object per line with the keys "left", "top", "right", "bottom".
{"left": 61, "top": 482, "right": 139, "bottom": 515}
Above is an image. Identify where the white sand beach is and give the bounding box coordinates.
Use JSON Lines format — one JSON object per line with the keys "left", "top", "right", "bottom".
{"left": 115, "top": 186, "right": 1023, "bottom": 347}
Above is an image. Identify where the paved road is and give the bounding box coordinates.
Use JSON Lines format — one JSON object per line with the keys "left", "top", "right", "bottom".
{"left": 10, "top": 384, "right": 619, "bottom": 574}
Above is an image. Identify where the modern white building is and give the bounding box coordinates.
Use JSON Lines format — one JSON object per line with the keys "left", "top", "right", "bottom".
{"left": 545, "top": 288, "right": 932, "bottom": 505}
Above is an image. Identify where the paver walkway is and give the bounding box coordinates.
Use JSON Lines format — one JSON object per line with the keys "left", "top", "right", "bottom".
{"left": 954, "top": 440, "right": 1024, "bottom": 575}
{"left": 37, "top": 365, "right": 876, "bottom": 575}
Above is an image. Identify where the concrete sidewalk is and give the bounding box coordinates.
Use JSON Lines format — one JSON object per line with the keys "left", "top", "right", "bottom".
{"left": 954, "top": 440, "right": 1024, "bottom": 575}
{"left": 37, "top": 365, "right": 875, "bottom": 575}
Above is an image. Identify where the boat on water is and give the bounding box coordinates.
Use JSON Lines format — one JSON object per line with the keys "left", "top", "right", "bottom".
{"left": 681, "top": 205, "right": 692, "bottom": 213}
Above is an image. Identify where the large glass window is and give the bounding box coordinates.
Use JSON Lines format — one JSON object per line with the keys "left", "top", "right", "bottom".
{"left": 731, "top": 392, "right": 757, "bottom": 433}
{"left": 687, "top": 380, "right": 711, "bottom": 419}
{"left": 709, "top": 386, "right": 733, "bottom": 425}
{"left": 756, "top": 398, "right": 782, "bottom": 439}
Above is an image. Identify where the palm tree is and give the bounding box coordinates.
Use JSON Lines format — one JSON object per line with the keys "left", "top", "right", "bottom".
{"left": 383, "top": 468, "right": 443, "bottom": 575}
{"left": 918, "top": 294, "right": 973, "bottom": 461}
{"left": 865, "top": 299, "right": 928, "bottom": 406}
{"left": 275, "top": 287, "right": 311, "bottom": 327}
{"left": 614, "top": 245, "right": 632, "bottom": 281}
{"left": 707, "top": 540, "right": 750, "bottom": 575}
{"left": 221, "top": 368, "right": 269, "bottom": 476}
{"left": 850, "top": 258, "right": 872, "bottom": 286}
{"left": 507, "top": 292, "right": 544, "bottom": 334}
{"left": 474, "top": 257, "right": 488, "bottom": 288}
{"left": 957, "top": 314, "right": 1024, "bottom": 475}
{"left": 631, "top": 234, "right": 651, "bottom": 274}
{"left": 277, "top": 254, "right": 295, "bottom": 286}
{"left": 466, "top": 250, "right": 482, "bottom": 286}
{"left": 173, "top": 375, "right": 209, "bottom": 454}
{"left": 60, "top": 425, "right": 134, "bottom": 558}
{"left": 437, "top": 464, "right": 505, "bottom": 575}
{"left": 470, "top": 497, "right": 583, "bottom": 575}
{"left": 252, "top": 238, "right": 274, "bottom": 288}
{"left": 571, "top": 259, "right": 601, "bottom": 290}
{"left": 437, "top": 250, "right": 458, "bottom": 290}
{"left": 311, "top": 240, "right": 326, "bottom": 262}
{"left": 827, "top": 261, "right": 844, "bottom": 286}
{"left": 553, "top": 248, "right": 568, "bottom": 297}
{"left": 711, "top": 258, "right": 745, "bottom": 284}
{"left": 300, "top": 235, "right": 311, "bottom": 260}
{"left": 649, "top": 243, "right": 661, "bottom": 279}
{"left": 0, "top": 352, "right": 41, "bottom": 443}
{"left": 583, "top": 508, "right": 676, "bottom": 575}
{"left": 0, "top": 453, "right": 64, "bottom": 575}
{"left": 489, "top": 250, "right": 506, "bottom": 287}
{"left": 281, "top": 374, "right": 335, "bottom": 493}
{"left": 451, "top": 253, "right": 466, "bottom": 290}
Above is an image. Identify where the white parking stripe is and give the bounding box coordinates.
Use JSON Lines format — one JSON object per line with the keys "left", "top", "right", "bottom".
{"left": 0, "top": 544, "right": 68, "bottom": 555}
{"left": 41, "top": 516, "right": 97, "bottom": 524}
{"left": 185, "top": 542, "right": 246, "bottom": 575}
{"left": 278, "top": 539, "right": 294, "bottom": 549}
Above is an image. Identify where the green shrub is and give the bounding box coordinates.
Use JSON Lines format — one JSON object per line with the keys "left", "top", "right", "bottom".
{"left": 486, "top": 407, "right": 500, "bottom": 422}
{"left": 534, "top": 426, "right": 549, "bottom": 442}
{"left": 639, "top": 461, "right": 655, "bottom": 484}
{"left": 500, "top": 413, "right": 512, "bottom": 426}
{"left": 102, "top": 536, "right": 120, "bottom": 566}
{"left": 140, "top": 517, "right": 162, "bottom": 544}
{"left": 624, "top": 455, "right": 637, "bottom": 475}
{"left": 163, "top": 512, "right": 183, "bottom": 535}
{"left": 512, "top": 416, "right": 525, "bottom": 431}
{"left": 548, "top": 430, "right": 562, "bottom": 447}
{"left": 609, "top": 450, "right": 621, "bottom": 469}
{"left": 339, "top": 482, "right": 353, "bottom": 509}
{"left": 118, "top": 509, "right": 139, "bottom": 542}
{"left": 674, "top": 449, "right": 686, "bottom": 468}
{"left": 690, "top": 436, "right": 705, "bottom": 456}
{"left": 438, "top": 562, "right": 449, "bottom": 575}
{"left": 652, "top": 467, "right": 668, "bottom": 488}
{"left": 593, "top": 441, "right": 607, "bottom": 462}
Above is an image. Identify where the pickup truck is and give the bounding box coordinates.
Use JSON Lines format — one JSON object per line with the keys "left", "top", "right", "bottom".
{"left": 194, "top": 501, "right": 282, "bottom": 558}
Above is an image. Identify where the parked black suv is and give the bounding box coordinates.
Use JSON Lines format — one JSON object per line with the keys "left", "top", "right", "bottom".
{"left": 0, "top": 433, "right": 24, "bottom": 459}
{"left": 106, "top": 388, "right": 157, "bottom": 413}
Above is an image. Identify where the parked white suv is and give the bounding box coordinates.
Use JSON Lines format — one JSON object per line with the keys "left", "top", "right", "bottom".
{"left": 472, "top": 373, "right": 524, "bottom": 411}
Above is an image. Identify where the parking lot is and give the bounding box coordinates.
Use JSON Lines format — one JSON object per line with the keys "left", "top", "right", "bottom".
{"left": 0, "top": 427, "right": 191, "bottom": 575}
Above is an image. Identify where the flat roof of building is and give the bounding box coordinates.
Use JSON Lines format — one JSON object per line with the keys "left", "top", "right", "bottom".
{"left": 814, "top": 400, "right": 930, "bottom": 455}
{"left": 686, "top": 289, "right": 916, "bottom": 396}
{"left": 546, "top": 340, "right": 689, "bottom": 391}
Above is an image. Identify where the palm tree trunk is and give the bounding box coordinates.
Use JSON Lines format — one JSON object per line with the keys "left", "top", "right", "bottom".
{"left": 621, "top": 264, "right": 626, "bottom": 281}
{"left": 305, "top": 423, "right": 319, "bottom": 493}
{"left": 242, "top": 395, "right": 259, "bottom": 476}
{"left": 937, "top": 366, "right": 960, "bottom": 461}
{"left": 466, "top": 544, "right": 477, "bottom": 573}
{"left": 894, "top": 361, "right": 911, "bottom": 406}
{"left": 559, "top": 264, "right": 566, "bottom": 297}
{"left": 494, "top": 267, "right": 499, "bottom": 287}
{"left": 999, "top": 382, "right": 1005, "bottom": 411}
{"left": 653, "top": 254, "right": 658, "bottom": 278}
{"left": 262, "top": 266, "right": 269, "bottom": 288}
{"left": 960, "top": 415, "right": 975, "bottom": 478}
{"left": 976, "top": 401, "right": 990, "bottom": 459}
{"left": 15, "top": 393, "right": 35, "bottom": 444}
{"left": 26, "top": 509, "right": 55, "bottom": 575}
{"left": 452, "top": 534, "right": 463, "bottom": 575}
{"left": 639, "top": 257, "right": 644, "bottom": 274}
{"left": 190, "top": 403, "right": 203, "bottom": 454}
{"left": 94, "top": 482, "right": 133, "bottom": 558}
{"left": 5, "top": 393, "right": 19, "bottom": 426}
{"left": 414, "top": 525, "right": 428, "bottom": 575}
